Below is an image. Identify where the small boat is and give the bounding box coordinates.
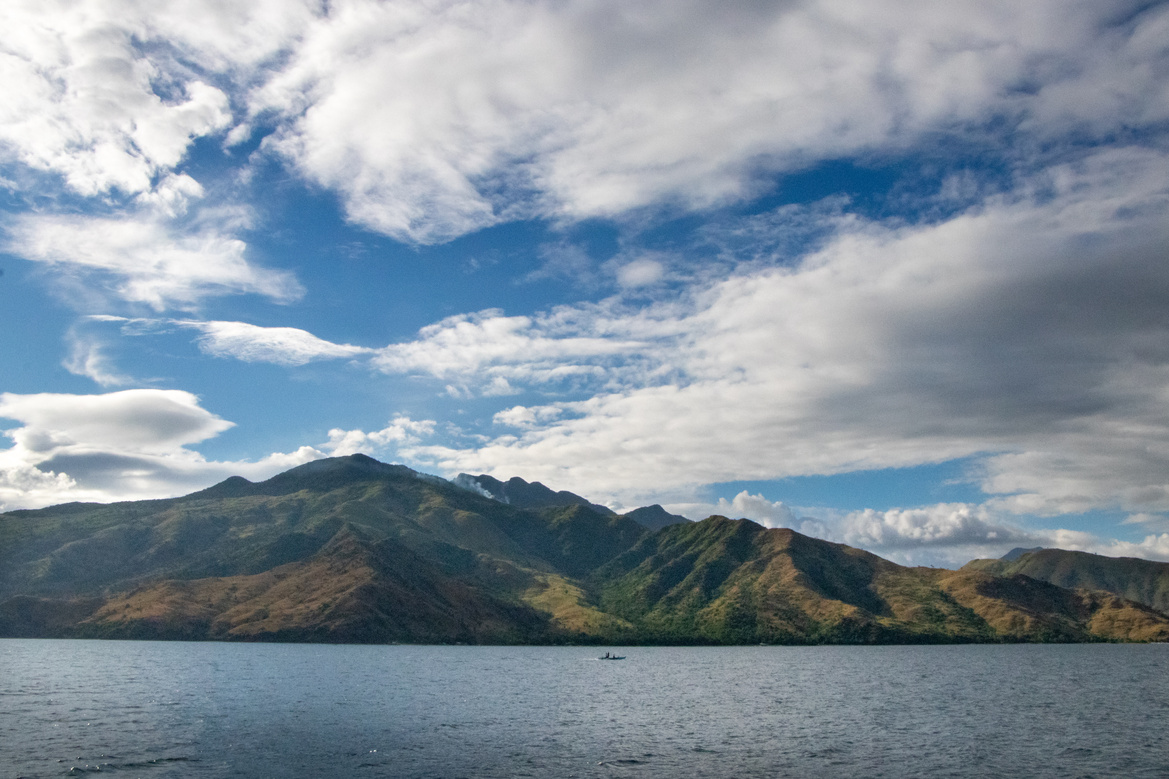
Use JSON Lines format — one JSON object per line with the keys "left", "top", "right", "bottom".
{"left": 598, "top": 653, "right": 626, "bottom": 660}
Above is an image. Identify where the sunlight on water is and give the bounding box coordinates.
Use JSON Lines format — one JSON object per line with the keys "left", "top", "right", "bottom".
{"left": 2, "top": 641, "right": 1168, "bottom": 778}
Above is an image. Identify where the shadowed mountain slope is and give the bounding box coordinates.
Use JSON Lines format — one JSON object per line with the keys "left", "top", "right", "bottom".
{"left": 621, "top": 504, "right": 691, "bottom": 531}
{"left": 71, "top": 526, "right": 548, "bottom": 643}
{"left": 964, "top": 548, "right": 1169, "bottom": 614}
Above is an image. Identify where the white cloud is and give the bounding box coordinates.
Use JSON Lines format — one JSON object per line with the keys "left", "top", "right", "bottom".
{"left": 0, "top": 389, "right": 234, "bottom": 453}
{"left": 61, "top": 324, "right": 133, "bottom": 387}
{"left": 0, "top": 0, "right": 317, "bottom": 203}
{"left": 135, "top": 174, "right": 205, "bottom": 217}
{"left": 9, "top": 0, "right": 1162, "bottom": 245}
{"left": 0, "top": 3, "right": 224, "bottom": 197}
{"left": 1122, "top": 513, "right": 1169, "bottom": 532}
{"left": 616, "top": 258, "right": 665, "bottom": 289}
{"left": 828, "top": 504, "right": 1169, "bottom": 566}
{"left": 837, "top": 503, "right": 1028, "bottom": 552}
{"left": 714, "top": 491, "right": 799, "bottom": 528}
{"left": 480, "top": 376, "right": 519, "bottom": 397}
{"left": 372, "top": 308, "right": 651, "bottom": 395}
{"left": 75, "top": 316, "right": 371, "bottom": 375}
{"left": 0, "top": 462, "right": 80, "bottom": 514}
{"left": 324, "top": 416, "right": 437, "bottom": 457}
{"left": 178, "top": 320, "right": 372, "bottom": 366}
{"left": 0, "top": 389, "right": 323, "bottom": 510}
{"left": 493, "top": 405, "right": 565, "bottom": 430}
{"left": 401, "top": 146, "right": 1169, "bottom": 519}
{"left": 664, "top": 496, "right": 1169, "bottom": 567}
{"left": 251, "top": 0, "right": 1169, "bottom": 243}
{"left": 5, "top": 213, "right": 303, "bottom": 310}
{"left": 680, "top": 499, "right": 1036, "bottom": 566}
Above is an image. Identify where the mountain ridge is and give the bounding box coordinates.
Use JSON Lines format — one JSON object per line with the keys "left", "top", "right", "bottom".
{"left": 2, "top": 455, "right": 1167, "bottom": 644}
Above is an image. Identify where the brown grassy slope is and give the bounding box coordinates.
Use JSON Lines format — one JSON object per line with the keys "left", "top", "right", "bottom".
{"left": 963, "top": 548, "right": 1169, "bottom": 615}
{"left": 78, "top": 526, "right": 551, "bottom": 643}
{"left": 932, "top": 569, "right": 1169, "bottom": 641}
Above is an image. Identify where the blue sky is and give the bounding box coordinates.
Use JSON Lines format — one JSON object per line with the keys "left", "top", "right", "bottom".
{"left": 4, "top": 0, "right": 1169, "bottom": 567}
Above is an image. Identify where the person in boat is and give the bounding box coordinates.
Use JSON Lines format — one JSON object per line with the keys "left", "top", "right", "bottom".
{"left": 604, "top": 651, "right": 610, "bottom": 658}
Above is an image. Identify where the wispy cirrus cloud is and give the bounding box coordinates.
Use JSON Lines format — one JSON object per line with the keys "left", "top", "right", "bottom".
{"left": 61, "top": 325, "right": 133, "bottom": 387}
{"left": 4, "top": 213, "right": 303, "bottom": 311}
{"left": 72, "top": 315, "right": 372, "bottom": 377}
{"left": 371, "top": 308, "right": 659, "bottom": 394}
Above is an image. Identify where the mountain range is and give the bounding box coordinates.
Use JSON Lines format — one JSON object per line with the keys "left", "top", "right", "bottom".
{"left": 2, "top": 454, "right": 1167, "bottom": 644}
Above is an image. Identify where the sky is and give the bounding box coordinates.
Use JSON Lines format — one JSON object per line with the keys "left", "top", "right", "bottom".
{"left": 3, "top": 0, "right": 1169, "bottom": 567}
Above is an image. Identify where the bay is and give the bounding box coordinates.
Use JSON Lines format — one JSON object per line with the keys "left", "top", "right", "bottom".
{"left": 2, "top": 640, "right": 1167, "bottom": 778}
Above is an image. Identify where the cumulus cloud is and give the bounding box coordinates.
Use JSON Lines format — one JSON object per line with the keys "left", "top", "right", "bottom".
{"left": 5, "top": 213, "right": 303, "bottom": 310}
{"left": 252, "top": 0, "right": 1169, "bottom": 243}
{"left": 493, "top": 405, "right": 565, "bottom": 429}
{"left": 403, "top": 146, "right": 1169, "bottom": 519}
{"left": 708, "top": 491, "right": 800, "bottom": 528}
{"left": 835, "top": 504, "right": 1029, "bottom": 554}
{"left": 0, "top": 390, "right": 323, "bottom": 510}
{"left": 832, "top": 505, "right": 1169, "bottom": 566}
{"left": 667, "top": 495, "right": 1169, "bottom": 566}
{"left": 324, "top": 416, "right": 437, "bottom": 457}
{"left": 0, "top": 1, "right": 322, "bottom": 326}
{"left": 666, "top": 496, "right": 1031, "bottom": 566}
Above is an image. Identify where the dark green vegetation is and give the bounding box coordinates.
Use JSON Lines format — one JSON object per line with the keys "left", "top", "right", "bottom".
{"left": 2, "top": 455, "right": 1167, "bottom": 644}
{"left": 965, "top": 548, "right": 1169, "bottom": 615}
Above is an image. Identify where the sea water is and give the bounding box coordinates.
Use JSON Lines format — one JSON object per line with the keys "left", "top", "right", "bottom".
{"left": 2, "top": 640, "right": 1167, "bottom": 778}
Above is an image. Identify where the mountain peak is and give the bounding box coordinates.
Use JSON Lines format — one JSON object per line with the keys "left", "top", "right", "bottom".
{"left": 622, "top": 504, "right": 691, "bottom": 531}
{"left": 453, "top": 473, "right": 616, "bottom": 516}
{"left": 247, "top": 455, "right": 440, "bottom": 496}
{"left": 189, "top": 475, "right": 256, "bottom": 500}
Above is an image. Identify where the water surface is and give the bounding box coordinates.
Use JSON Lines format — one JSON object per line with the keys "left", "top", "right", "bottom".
{"left": 2, "top": 641, "right": 1167, "bottom": 777}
